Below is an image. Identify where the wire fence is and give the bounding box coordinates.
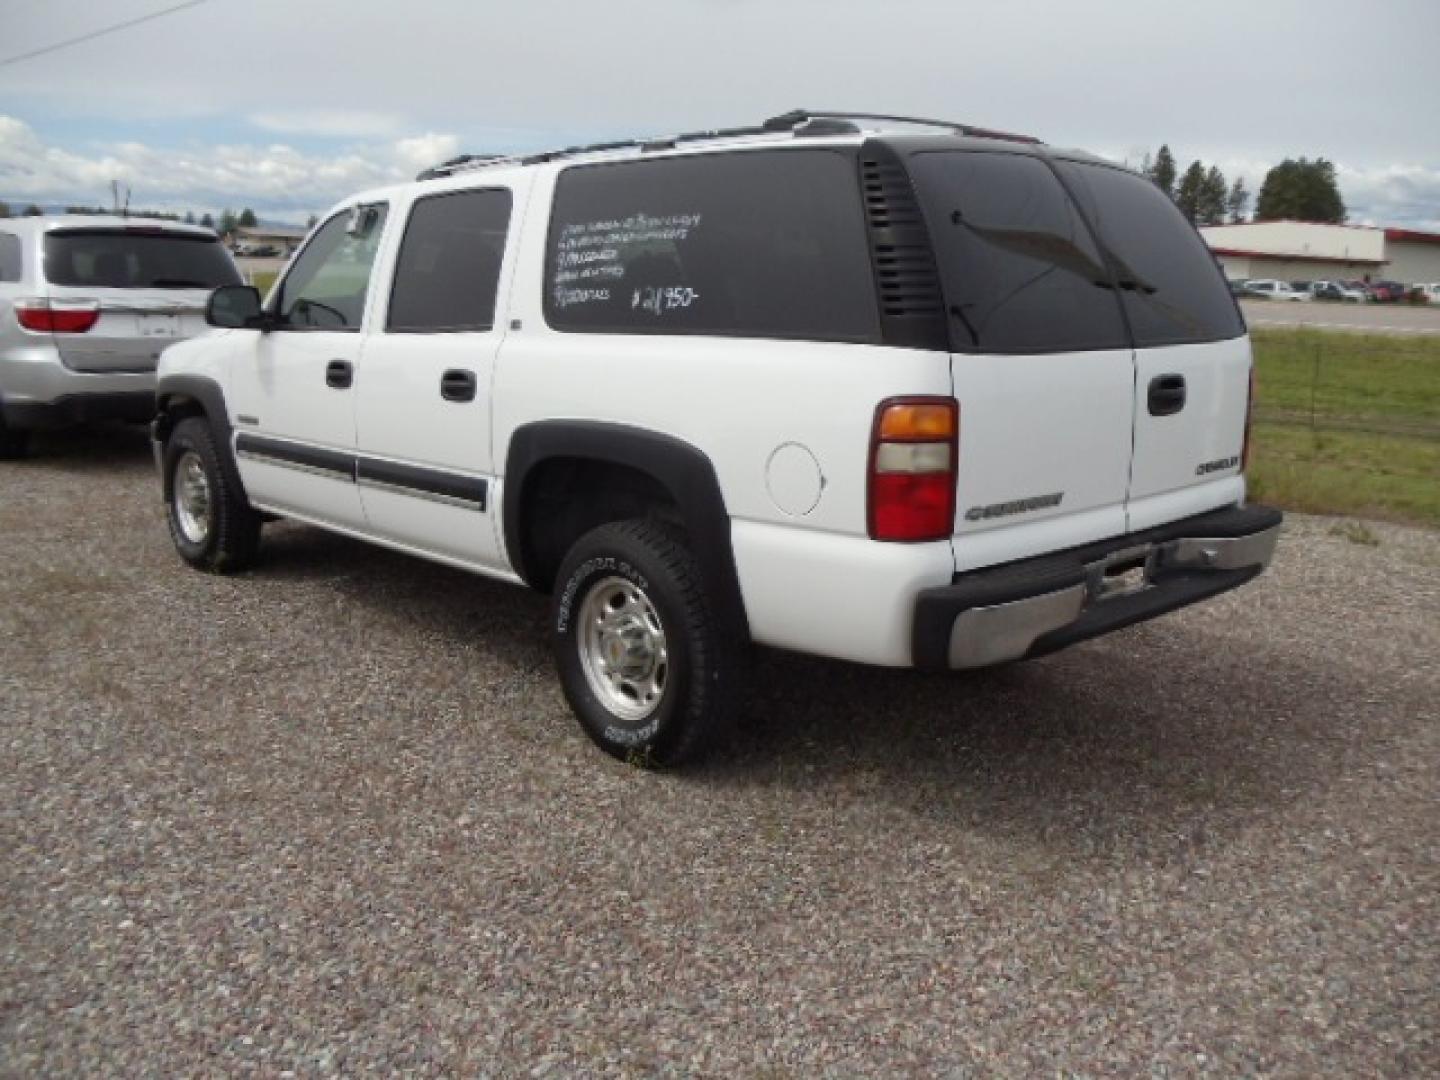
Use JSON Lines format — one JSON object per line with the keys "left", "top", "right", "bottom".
{"left": 1247, "top": 329, "right": 1439, "bottom": 512}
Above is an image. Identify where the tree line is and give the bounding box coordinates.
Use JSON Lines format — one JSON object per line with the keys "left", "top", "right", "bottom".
{"left": 0, "top": 202, "right": 318, "bottom": 234}
{"left": 1139, "top": 145, "right": 1346, "bottom": 226}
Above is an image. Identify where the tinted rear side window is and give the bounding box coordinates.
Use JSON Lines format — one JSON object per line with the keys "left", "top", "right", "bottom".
{"left": 545, "top": 150, "right": 879, "bottom": 343}
{"left": 0, "top": 233, "right": 20, "bottom": 282}
{"left": 1056, "top": 162, "right": 1244, "bottom": 346}
{"left": 908, "top": 151, "right": 1129, "bottom": 353}
{"left": 388, "top": 188, "right": 512, "bottom": 332}
{"left": 43, "top": 231, "right": 240, "bottom": 289}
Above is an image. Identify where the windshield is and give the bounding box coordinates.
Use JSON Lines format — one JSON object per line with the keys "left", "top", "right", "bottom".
{"left": 44, "top": 230, "right": 241, "bottom": 290}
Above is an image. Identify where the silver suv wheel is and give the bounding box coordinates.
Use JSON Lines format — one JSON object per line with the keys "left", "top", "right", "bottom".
{"left": 172, "top": 450, "right": 211, "bottom": 545}
{"left": 577, "top": 575, "right": 668, "bottom": 724}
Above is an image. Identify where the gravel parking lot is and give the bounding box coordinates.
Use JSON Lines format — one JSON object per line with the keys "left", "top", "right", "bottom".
{"left": 3, "top": 425, "right": 1437, "bottom": 1075}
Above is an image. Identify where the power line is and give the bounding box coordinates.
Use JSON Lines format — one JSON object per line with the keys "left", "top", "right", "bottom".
{"left": 0, "top": 0, "right": 210, "bottom": 68}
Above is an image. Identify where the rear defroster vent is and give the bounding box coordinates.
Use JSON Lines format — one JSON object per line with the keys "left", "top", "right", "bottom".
{"left": 859, "top": 146, "right": 948, "bottom": 351}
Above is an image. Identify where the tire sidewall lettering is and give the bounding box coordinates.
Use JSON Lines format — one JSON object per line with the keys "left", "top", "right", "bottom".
{"left": 555, "top": 555, "right": 650, "bottom": 634}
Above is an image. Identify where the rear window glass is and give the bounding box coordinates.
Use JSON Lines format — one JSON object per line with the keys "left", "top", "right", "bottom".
{"left": 1056, "top": 161, "right": 1244, "bottom": 346}
{"left": 909, "top": 151, "right": 1129, "bottom": 353}
{"left": 544, "top": 149, "right": 880, "bottom": 343}
{"left": 0, "top": 233, "right": 20, "bottom": 281}
{"left": 388, "top": 188, "right": 512, "bottom": 332}
{"left": 43, "top": 231, "right": 240, "bottom": 289}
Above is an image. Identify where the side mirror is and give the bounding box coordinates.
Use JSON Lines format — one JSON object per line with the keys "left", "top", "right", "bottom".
{"left": 206, "top": 284, "right": 266, "bottom": 329}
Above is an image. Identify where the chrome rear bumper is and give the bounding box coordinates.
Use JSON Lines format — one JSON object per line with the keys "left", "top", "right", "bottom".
{"left": 913, "top": 505, "right": 1283, "bottom": 671}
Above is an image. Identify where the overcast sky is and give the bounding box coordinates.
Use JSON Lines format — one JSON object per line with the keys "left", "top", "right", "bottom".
{"left": 2, "top": 0, "right": 1437, "bottom": 228}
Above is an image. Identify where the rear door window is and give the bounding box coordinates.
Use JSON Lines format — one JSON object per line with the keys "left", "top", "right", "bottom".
{"left": 908, "top": 151, "right": 1129, "bottom": 353}
{"left": 387, "top": 188, "right": 512, "bottom": 333}
{"left": 42, "top": 231, "right": 240, "bottom": 289}
{"left": 1055, "top": 161, "right": 1244, "bottom": 346}
{"left": 544, "top": 149, "right": 880, "bottom": 343}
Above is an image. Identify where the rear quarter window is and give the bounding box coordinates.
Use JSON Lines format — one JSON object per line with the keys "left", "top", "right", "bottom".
{"left": 908, "top": 150, "right": 1130, "bottom": 353}
{"left": 1056, "top": 161, "right": 1244, "bottom": 347}
{"left": 0, "top": 232, "right": 20, "bottom": 282}
{"left": 544, "top": 149, "right": 880, "bottom": 343}
{"left": 42, "top": 231, "right": 241, "bottom": 289}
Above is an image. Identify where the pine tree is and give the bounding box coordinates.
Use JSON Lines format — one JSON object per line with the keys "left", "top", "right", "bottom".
{"left": 0, "top": 201, "right": 10, "bottom": 218}
{"left": 200, "top": 212, "right": 215, "bottom": 229}
{"left": 1226, "top": 177, "right": 1250, "bottom": 223}
{"left": 1175, "top": 161, "right": 1206, "bottom": 223}
{"left": 184, "top": 210, "right": 196, "bottom": 224}
{"left": 23, "top": 204, "right": 43, "bottom": 216}
{"left": 1199, "top": 166, "right": 1229, "bottom": 226}
{"left": 1149, "top": 145, "right": 1178, "bottom": 199}
{"left": 238, "top": 208, "right": 258, "bottom": 228}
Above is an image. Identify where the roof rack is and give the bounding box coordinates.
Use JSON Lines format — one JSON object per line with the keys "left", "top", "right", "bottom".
{"left": 414, "top": 109, "right": 1041, "bottom": 181}
{"left": 764, "top": 109, "right": 1042, "bottom": 145}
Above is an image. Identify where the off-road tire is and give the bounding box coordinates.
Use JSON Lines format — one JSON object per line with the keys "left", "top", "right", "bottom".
{"left": 163, "top": 416, "right": 262, "bottom": 573}
{"left": 552, "top": 519, "right": 745, "bottom": 766}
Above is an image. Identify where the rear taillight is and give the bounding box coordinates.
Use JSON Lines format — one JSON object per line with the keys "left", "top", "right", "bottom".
{"left": 15, "top": 298, "right": 101, "bottom": 334}
{"left": 1241, "top": 365, "right": 1256, "bottom": 471}
{"left": 868, "top": 397, "right": 959, "bottom": 542}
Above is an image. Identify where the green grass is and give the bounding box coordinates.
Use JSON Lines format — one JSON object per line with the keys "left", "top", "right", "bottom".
{"left": 1250, "top": 328, "right": 1440, "bottom": 435}
{"left": 1248, "top": 329, "right": 1439, "bottom": 527}
{"left": 247, "top": 269, "right": 278, "bottom": 297}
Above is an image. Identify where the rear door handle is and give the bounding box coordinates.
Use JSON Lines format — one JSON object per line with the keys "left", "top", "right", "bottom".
{"left": 440, "top": 368, "right": 477, "bottom": 403}
{"left": 1147, "top": 373, "right": 1186, "bottom": 416}
{"left": 325, "top": 359, "right": 353, "bottom": 389}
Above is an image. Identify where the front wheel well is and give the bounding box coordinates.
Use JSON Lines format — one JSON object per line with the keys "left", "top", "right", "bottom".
{"left": 154, "top": 394, "right": 207, "bottom": 443}
{"left": 517, "top": 457, "right": 682, "bottom": 592}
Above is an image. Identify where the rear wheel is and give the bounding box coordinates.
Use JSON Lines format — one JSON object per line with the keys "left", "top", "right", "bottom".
{"left": 0, "top": 413, "right": 29, "bottom": 460}
{"left": 552, "top": 519, "right": 744, "bottom": 766}
{"left": 164, "top": 416, "right": 261, "bottom": 572}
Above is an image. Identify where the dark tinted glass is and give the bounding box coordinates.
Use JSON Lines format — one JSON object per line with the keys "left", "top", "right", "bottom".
{"left": 545, "top": 150, "right": 879, "bottom": 342}
{"left": 1056, "top": 161, "right": 1244, "bottom": 346}
{"left": 42, "top": 231, "right": 240, "bottom": 289}
{"left": 388, "top": 188, "right": 512, "bottom": 332}
{"left": 909, "top": 151, "right": 1129, "bottom": 353}
{"left": 275, "top": 205, "right": 388, "bottom": 330}
{"left": 0, "top": 233, "right": 19, "bottom": 281}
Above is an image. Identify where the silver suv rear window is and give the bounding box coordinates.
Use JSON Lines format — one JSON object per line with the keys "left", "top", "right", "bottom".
{"left": 44, "top": 230, "right": 241, "bottom": 290}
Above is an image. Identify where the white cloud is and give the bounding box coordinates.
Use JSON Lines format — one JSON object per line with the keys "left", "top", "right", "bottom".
{"left": 0, "top": 115, "right": 463, "bottom": 222}
{"left": 247, "top": 109, "right": 405, "bottom": 139}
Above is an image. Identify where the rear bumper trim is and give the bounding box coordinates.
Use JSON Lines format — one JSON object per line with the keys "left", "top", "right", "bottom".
{"left": 915, "top": 503, "right": 1283, "bottom": 671}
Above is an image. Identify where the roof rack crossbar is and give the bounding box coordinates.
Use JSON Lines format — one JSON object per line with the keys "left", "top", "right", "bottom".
{"left": 763, "top": 109, "right": 1042, "bottom": 145}
{"left": 415, "top": 109, "right": 1042, "bottom": 180}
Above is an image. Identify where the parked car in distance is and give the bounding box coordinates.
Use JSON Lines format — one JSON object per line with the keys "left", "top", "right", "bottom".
{"left": 0, "top": 215, "right": 241, "bottom": 458}
{"left": 151, "top": 110, "right": 1281, "bottom": 765}
{"left": 1228, "top": 278, "right": 1267, "bottom": 299}
{"left": 1245, "top": 279, "right": 1311, "bottom": 302}
{"left": 1311, "top": 280, "right": 1366, "bottom": 302}
{"left": 1367, "top": 280, "right": 1408, "bottom": 303}
{"left": 1408, "top": 283, "right": 1439, "bottom": 303}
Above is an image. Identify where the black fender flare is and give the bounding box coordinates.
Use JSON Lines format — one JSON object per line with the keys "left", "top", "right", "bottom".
{"left": 502, "top": 420, "right": 749, "bottom": 636}
{"left": 154, "top": 374, "right": 250, "bottom": 506}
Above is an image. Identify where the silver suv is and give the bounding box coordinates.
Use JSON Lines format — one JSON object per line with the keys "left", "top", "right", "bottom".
{"left": 0, "top": 215, "right": 241, "bottom": 457}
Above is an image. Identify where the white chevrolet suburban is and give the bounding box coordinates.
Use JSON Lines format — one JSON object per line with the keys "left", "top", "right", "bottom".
{"left": 152, "top": 110, "right": 1282, "bottom": 764}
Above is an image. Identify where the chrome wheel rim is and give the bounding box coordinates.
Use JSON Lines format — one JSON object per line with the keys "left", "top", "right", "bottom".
{"left": 173, "top": 450, "right": 211, "bottom": 545}
{"left": 578, "top": 575, "right": 668, "bottom": 725}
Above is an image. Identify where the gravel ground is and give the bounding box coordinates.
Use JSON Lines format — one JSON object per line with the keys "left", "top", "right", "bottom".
{"left": 3, "top": 424, "right": 1437, "bottom": 1076}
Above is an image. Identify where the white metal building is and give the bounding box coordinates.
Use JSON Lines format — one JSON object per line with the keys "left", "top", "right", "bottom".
{"left": 1199, "top": 221, "right": 1440, "bottom": 284}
